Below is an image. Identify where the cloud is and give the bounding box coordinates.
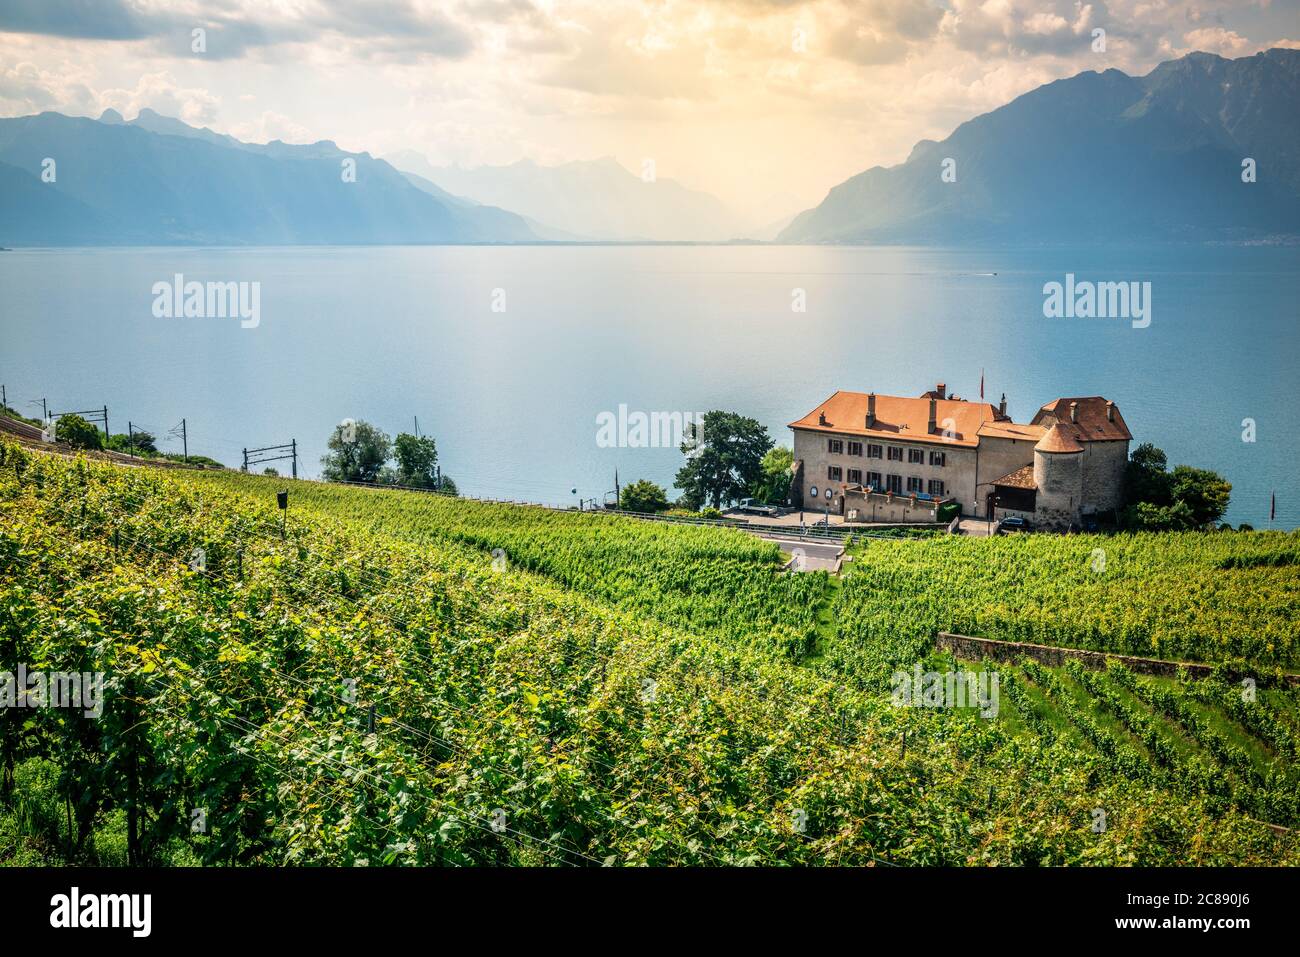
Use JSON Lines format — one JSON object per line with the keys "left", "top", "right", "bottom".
{"left": 0, "top": 0, "right": 475, "bottom": 62}
{"left": 1179, "top": 26, "right": 1300, "bottom": 58}
{"left": 98, "top": 71, "right": 220, "bottom": 126}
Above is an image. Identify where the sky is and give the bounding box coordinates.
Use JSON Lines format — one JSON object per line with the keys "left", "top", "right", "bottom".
{"left": 1, "top": 0, "right": 1297, "bottom": 221}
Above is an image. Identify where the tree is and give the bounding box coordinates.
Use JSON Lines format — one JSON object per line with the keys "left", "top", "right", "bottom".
{"left": 1121, "top": 443, "right": 1231, "bottom": 530}
{"left": 55, "top": 414, "right": 102, "bottom": 450}
{"left": 620, "top": 479, "right": 669, "bottom": 513}
{"left": 1170, "top": 465, "right": 1231, "bottom": 527}
{"left": 263, "top": 467, "right": 279, "bottom": 477}
{"left": 392, "top": 433, "right": 438, "bottom": 488}
{"left": 107, "top": 431, "right": 157, "bottom": 455}
{"left": 674, "top": 410, "right": 772, "bottom": 510}
{"left": 320, "top": 420, "right": 390, "bottom": 483}
{"left": 754, "top": 446, "right": 794, "bottom": 504}
{"left": 1124, "top": 442, "right": 1172, "bottom": 507}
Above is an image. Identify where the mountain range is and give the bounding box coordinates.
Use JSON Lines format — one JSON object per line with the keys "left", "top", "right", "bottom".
{"left": 384, "top": 150, "right": 749, "bottom": 242}
{"left": 780, "top": 48, "right": 1300, "bottom": 244}
{"left": 0, "top": 108, "right": 538, "bottom": 245}
{"left": 1, "top": 48, "right": 1296, "bottom": 247}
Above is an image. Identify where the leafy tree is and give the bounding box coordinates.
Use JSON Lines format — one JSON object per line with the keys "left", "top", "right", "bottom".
{"left": 54, "top": 414, "right": 102, "bottom": 450}
{"left": 393, "top": 433, "right": 438, "bottom": 488}
{"left": 106, "top": 431, "right": 157, "bottom": 455}
{"left": 263, "top": 467, "right": 279, "bottom": 477}
{"left": 754, "top": 446, "right": 794, "bottom": 504}
{"left": 437, "top": 474, "right": 459, "bottom": 496}
{"left": 1170, "top": 465, "right": 1231, "bottom": 527}
{"left": 620, "top": 479, "right": 669, "bottom": 513}
{"left": 1121, "top": 443, "right": 1231, "bottom": 530}
{"left": 1124, "top": 442, "right": 1172, "bottom": 507}
{"left": 674, "top": 410, "right": 772, "bottom": 510}
{"left": 1128, "top": 499, "right": 1197, "bottom": 531}
{"left": 320, "top": 420, "right": 390, "bottom": 483}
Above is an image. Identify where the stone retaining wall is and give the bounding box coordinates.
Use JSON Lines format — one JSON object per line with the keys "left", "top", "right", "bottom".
{"left": 936, "top": 632, "right": 1300, "bottom": 687}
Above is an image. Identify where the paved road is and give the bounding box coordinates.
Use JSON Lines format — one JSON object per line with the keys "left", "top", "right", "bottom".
{"left": 770, "top": 537, "right": 843, "bottom": 572}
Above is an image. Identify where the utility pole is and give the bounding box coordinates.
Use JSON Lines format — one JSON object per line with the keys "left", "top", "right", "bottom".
{"left": 1, "top": 384, "right": 6, "bottom": 409}
{"left": 103, "top": 405, "right": 109, "bottom": 442}
{"left": 243, "top": 440, "right": 297, "bottom": 477}
{"left": 168, "top": 420, "right": 188, "bottom": 463}
{"left": 413, "top": 416, "right": 421, "bottom": 438}
{"left": 127, "top": 421, "right": 136, "bottom": 458}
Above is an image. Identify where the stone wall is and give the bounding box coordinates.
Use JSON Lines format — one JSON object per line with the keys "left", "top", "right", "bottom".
{"left": 936, "top": 632, "right": 1300, "bottom": 687}
{"left": 1079, "top": 439, "right": 1128, "bottom": 515}
{"left": 973, "top": 435, "right": 1037, "bottom": 517}
{"left": 1033, "top": 449, "right": 1084, "bottom": 530}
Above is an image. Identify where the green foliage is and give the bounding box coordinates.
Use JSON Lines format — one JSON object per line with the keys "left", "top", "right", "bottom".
{"left": 392, "top": 433, "right": 438, "bottom": 488}
{"left": 1, "top": 441, "right": 1296, "bottom": 867}
{"left": 753, "top": 446, "right": 794, "bottom": 504}
{"left": 54, "top": 414, "right": 102, "bottom": 450}
{"left": 1122, "top": 443, "right": 1231, "bottom": 529}
{"left": 320, "top": 420, "right": 390, "bottom": 483}
{"left": 1170, "top": 465, "right": 1232, "bottom": 528}
{"left": 674, "top": 410, "right": 772, "bottom": 510}
{"left": 106, "top": 431, "right": 157, "bottom": 455}
{"left": 619, "top": 479, "right": 669, "bottom": 513}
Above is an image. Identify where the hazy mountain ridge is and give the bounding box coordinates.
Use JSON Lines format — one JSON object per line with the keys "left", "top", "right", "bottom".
{"left": 385, "top": 150, "right": 749, "bottom": 242}
{"left": 0, "top": 111, "right": 539, "bottom": 245}
{"left": 780, "top": 48, "right": 1300, "bottom": 244}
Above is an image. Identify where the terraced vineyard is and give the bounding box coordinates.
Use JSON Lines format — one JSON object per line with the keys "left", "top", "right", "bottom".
{"left": 828, "top": 532, "right": 1300, "bottom": 689}
{"left": 1, "top": 445, "right": 1297, "bottom": 865}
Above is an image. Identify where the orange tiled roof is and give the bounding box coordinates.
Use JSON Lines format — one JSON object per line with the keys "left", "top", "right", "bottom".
{"left": 977, "top": 421, "right": 1045, "bottom": 442}
{"left": 1032, "top": 397, "right": 1131, "bottom": 441}
{"left": 789, "top": 390, "right": 998, "bottom": 448}
{"left": 1035, "top": 423, "right": 1085, "bottom": 453}
{"left": 991, "top": 464, "right": 1037, "bottom": 489}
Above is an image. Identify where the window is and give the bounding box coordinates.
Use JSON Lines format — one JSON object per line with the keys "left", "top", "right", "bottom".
{"left": 848, "top": 440, "right": 863, "bottom": 457}
{"left": 809, "top": 485, "right": 819, "bottom": 498}
{"left": 827, "top": 466, "right": 842, "bottom": 481}
{"left": 866, "top": 471, "right": 882, "bottom": 490}
{"left": 928, "top": 479, "right": 946, "bottom": 496}
{"left": 828, "top": 439, "right": 843, "bottom": 454}
{"left": 887, "top": 446, "right": 903, "bottom": 462}
{"left": 929, "top": 450, "right": 946, "bottom": 467}
{"left": 907, "top": 448, "right": 924, "bottom": 464}
{"left": 847, "top": 468, "right": 862, "bottom": 485}
{"left": 906, "top": 476, "right": 923, "bottom": 493}
{"left": 867, "top": 444, "right": 883, "bottom": 459}
{"left": 886, "top": 474, "right": 902, "bottom": 494}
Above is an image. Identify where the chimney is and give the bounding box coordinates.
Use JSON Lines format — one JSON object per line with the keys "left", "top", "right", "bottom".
{"left": 928, "top": 396, "right": 938, "bottom": 434}
{"left": 818, "top": 410, "right": 827, "bottom": 426}
{"left": 1069, "top": 401, "right": 1078, "bottom": 424}
{"left": 999, "top": 392, "right": 1007, "bottom": 418}
{"left": 936, "top": 382, "right": 946, "bottom": 399}
{"left": 866, "top": 392, "right": 876, "bottom": 428}
{"left": 1106, "top": 400, "right": 1115, "bottom": 423}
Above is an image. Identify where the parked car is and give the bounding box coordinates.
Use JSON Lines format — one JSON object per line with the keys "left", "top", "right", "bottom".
{"left": 999, "top": 516, "right": 1031, "bottom": 532}
{"left": 731, "top": 497, "right": 781, "bottom": 517}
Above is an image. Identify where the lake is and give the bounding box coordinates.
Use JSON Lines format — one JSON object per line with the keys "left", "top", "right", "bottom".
{"left": 2, "top": 244, "right": 1296, "bottom": 527}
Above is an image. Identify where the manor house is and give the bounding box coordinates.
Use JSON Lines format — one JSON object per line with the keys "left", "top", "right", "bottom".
{"left": 788, "top": 381, "right": 1131, "bottom": 530}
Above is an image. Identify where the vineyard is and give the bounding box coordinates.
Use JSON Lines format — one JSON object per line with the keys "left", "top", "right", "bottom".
{"left": 827, "top": 532, "right": 1300, "bottom": 689}
{"left": 1, "top": 444, "right": 1297, "bottom": 865}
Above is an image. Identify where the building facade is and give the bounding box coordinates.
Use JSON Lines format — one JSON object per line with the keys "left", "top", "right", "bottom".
{"left": 789, "top": 383, "right": 1131, "bottom": 530}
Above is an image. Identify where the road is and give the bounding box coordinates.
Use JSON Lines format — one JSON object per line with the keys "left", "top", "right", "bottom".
{"left": 768, "top": 537, "right": 843, "bottom": 572}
